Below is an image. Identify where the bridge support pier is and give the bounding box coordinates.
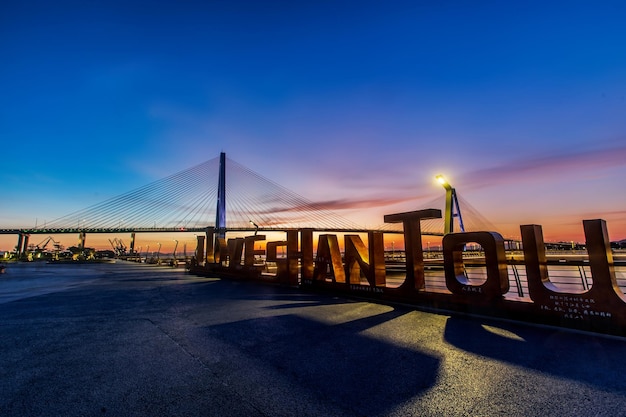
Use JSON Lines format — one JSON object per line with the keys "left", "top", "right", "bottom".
{"left": 23, "top": 234, "right": 30, "bottom": 259}
{"left": 16, "top": 233, "right": 29, "bottom": 259}
{"left": 78, "top": 232, "right": 86, "bottom": 249}
{"left": 16, "top": 234, "right": 23, "bottom": 258}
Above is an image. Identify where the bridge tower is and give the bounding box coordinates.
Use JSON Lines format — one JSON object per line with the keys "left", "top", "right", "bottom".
{"left": 215, "top": 152, "right": 226, "bottom": 238}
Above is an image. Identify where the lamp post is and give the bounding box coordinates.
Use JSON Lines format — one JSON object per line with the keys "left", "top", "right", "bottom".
{"left": 249, "top": 220, "right": 259, "bottom": 236}
{"left": 435, "top": 175, "right": 465, "bottom": 234}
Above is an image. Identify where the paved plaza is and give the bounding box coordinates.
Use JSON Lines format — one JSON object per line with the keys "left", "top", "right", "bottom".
{"left": 1, "top": 261, "right": 626, "bottom": 416}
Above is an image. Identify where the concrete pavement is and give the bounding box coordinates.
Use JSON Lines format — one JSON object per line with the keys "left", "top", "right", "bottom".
{"left": 1, "top": 261, "right": 626, "bottom": 416}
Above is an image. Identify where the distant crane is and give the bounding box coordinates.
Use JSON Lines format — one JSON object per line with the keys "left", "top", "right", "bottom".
{"left": 29, "top": 236, "right": 55, "bottom": 251}
{"left": 108, "top": 238, "right": 127, "bottom": 256}
{"left": 27, "top": 236, "right": 63, "bottom": 259}
{"left": 171, "top": 240, "right": 179, "bottom": 266}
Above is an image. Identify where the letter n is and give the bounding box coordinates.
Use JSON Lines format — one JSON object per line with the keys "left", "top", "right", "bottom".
{"left": 344, "top": 232, "right": 385, "bottom": 286}
{"left": 313, "top": 234, "right": 345, "bottom": 283}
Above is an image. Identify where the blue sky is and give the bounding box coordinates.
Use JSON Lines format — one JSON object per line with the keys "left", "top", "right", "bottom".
{"left": 1, "top": 0, "right": 626, "bottom": 248}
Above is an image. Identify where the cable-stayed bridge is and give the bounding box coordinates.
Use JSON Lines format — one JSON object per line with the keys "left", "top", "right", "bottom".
{"left": 1, "top": 153, "right": 497, "bottom": 248}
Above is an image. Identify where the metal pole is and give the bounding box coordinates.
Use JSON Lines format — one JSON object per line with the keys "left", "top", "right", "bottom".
{"left": 452, "top": 189, "right": 465, "bottom": 233}
{"left": 444, "top": 188, "right": 453, "bottom": 234}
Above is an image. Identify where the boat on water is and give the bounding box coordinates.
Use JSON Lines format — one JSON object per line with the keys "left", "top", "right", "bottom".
{"left": 0, "top": 264, "right": 6, "bottom": 274}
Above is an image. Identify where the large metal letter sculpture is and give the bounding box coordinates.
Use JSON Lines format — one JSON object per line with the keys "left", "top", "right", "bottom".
{"left": 188, "top": 198, "right": 626, "bottom": 336}
{"left": 344, "top": 232, "right": 385, "bottom": 286}
{"left": 244, "top": 235, "right": 265, "bottom": 267}
{"left": 195, "top": 235, "right": 205, "bottom": 266}
{"left": 384, "top": 209, "right": 442, "bottom": 291}
{"left": 266, "top": 231, "right": 300, "bottom": 285}
{"left": 227, "top": 238, "right": 244, "bottom": 270}
{"left": 205, "top": 227, "right": 215, "bottom": 264}
{"left": 443, "top": 231, "right": 509, "bottom": 301}
{"left": 300, "top": 229, "right": 314, "bottom": 281}
{"left": 313, "top": 234, "right": 345, "bottom": 283}
{"left": 522, "top": 220, "right": 626, "bottom": 331}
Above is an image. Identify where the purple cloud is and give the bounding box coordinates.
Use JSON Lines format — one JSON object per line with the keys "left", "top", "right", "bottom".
{"left": 461, "top": 141, "right": 626, "bottom": 190}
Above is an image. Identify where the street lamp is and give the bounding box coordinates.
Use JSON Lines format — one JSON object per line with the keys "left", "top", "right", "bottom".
{"left": 435, "top": 175, "right": 465, "bottom": 234}
{"left": 249, "top": 220, "right": 259, "bottom": 236}
{"left": 173, "top": 239, "right": 179, "bottom": 260}
{"left": 436, "top": 175, "right": 452, "bottom": 191}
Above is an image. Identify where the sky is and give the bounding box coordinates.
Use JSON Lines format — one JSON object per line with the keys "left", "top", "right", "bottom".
{"left": 1, "top": 0, "right": 626, "bottom": 251}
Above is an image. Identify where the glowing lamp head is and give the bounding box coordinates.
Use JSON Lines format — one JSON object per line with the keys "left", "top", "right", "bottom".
{"left": 435, "top": 175, "right": 453, "bottom": 191}
{"left": 249, "top": 219, "right": 259, "bottom": 235}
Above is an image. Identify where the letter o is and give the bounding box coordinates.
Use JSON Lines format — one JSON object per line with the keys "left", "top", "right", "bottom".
{"left": 443, "top": 232, "right": 509, "bottom": 301}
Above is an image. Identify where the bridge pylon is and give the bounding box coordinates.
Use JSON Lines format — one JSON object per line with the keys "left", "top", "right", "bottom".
{"left": 215, "top": 152, "right": 226, "bottom": 238}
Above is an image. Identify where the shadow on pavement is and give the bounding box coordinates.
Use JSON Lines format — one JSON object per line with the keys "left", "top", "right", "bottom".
{"left": 443, "top": 315, "right": 626, "bottom": 392}
{"left": 204, "top": 308, "right": 440, "bottom": 416}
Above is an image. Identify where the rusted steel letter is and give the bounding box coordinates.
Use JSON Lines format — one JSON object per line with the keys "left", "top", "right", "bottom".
{"left": 195, "top": 235, "right": 205, "bottom": 266}
{"left": 267, "top": 240, "right": 288, "bottom": 278}
{"left": 205, "top": 227, "right": 215, "bottom": 263}
{"left": 265, "top": 231, "right": 299, "bottom": 284}
{"left": 286, "top": 230, "right": 299, "bottom": 286}
{"left": 523, "top": 221, "right": 626, "bottom": 322}
{"left": 344, "top": 232, "right": 385, "bottom": 286}
{"left": 244, "top": 235, "right": 265, "bottom": 267}
{"left": 520, "top": 224, "right": 556, "bottom": 294}
{"left": 301, "top": 228, "right": 314, "bottom": 281}
{"left": 227, "top": 238, "right": 245, "bottom": 270}
{"left": 443, "top": 231, "right": 509, "bottom": 300}
{"left": 584, "top": 219, "right": 620, "bottom": 296}
{"left": 214, "top": 237, "right": 227, "bottom": 265}
{"left": 384, "top": 209, "right": 442, "bottom": 291}
{"left": 313, "top": 234, "right": 345, "bottom": 283}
